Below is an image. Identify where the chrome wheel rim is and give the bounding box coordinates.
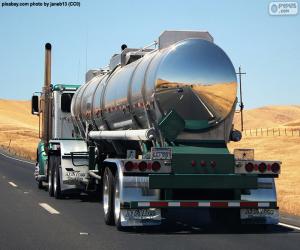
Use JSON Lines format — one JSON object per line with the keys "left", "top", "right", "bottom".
{"left": 103, "top": 172, "right": 109, "bottom": 215}
{"left": 114, "top": 174, "right": 120, "bottom": 223}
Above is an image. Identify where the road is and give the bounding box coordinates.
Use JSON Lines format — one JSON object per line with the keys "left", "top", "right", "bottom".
{"left": 0, "top": 152, "right": 300, "bottom": 250}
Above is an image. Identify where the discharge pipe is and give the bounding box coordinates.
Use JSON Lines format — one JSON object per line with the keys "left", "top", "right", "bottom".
{"left": 88, "top": 128, "right": 156, "bottom": 141}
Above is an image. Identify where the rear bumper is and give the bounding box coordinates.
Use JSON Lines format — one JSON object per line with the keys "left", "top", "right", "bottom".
{"left": 149, "top": 174, "right": 257, "bottom": 189}
{"left": 122, "top": 200, "right": 277, "bottom": 209}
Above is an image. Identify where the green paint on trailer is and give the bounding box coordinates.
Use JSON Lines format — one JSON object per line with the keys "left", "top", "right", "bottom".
{"left": 149, "top": 174, "right": 258, "bottom": 189}
{"left": 170, "top": 146, "right": 235, "bottom": 174}
{"left": 158, "top": 110, "right": 185, "bottom": 141}
{"left": 185, "top": 120, "right": 210, "bottom": 130}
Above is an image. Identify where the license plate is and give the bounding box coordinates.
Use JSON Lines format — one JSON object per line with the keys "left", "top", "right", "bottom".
{"left": 151, "top": 147, "right": 172, "bottom": 160}
{"left": 241, "top": 208, "right": 277, "bottom": 219}
{"left": 123, "top": 209, "right": 161, "bottom": 220}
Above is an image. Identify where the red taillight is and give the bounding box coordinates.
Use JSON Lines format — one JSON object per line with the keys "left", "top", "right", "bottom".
{"left": 124, "top": 161, "right": 134, "bottom": 171}
{"left": 138, "top": 161, "right": 147, "bottom": 172}
{"left": 191, "top": 160, "right": 196, "bottom": 167}
{"left": 258, "top": 162, "right": 267, "bottom": 173}
{"left": 151, "top": 161, "right": 161, "bottom": 171}
{"left": 200, "top": 160, "right": 206, "bottom": 167}
{"left": 271, "top": 163, "right": 280, "bottom": 173}
{"left": 245, "top": 162, "right": 254, "bottom": 172}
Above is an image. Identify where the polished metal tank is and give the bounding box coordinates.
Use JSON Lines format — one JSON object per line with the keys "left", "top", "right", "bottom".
{"left": 71, "top": 38, "right": 237, "bottom": 141}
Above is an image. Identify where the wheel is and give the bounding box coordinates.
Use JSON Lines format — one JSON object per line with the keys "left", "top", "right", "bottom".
{"left": 114, "top": 171, "right": 123, "bottom": 230}
{"left": 103, "top": 167, "right": 115, "bottom": 225}
{"left": 53, "top": 156, "right": 62, "bottom": 199}
{"left": 38, "top": 180, "right": 43, "bottom": 189}
{"left": 48, "top": 156, "right": 54, "bottom": 197}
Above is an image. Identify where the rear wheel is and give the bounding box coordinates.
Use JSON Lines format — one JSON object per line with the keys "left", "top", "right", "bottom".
{"left": 53, "top": 156, "right": 62, "bottom": 199}
{"left": 48, "top": 157, "right": 54, "bottom": 197}
{"left": 103, "top": 167, "right": 115, "bottom": 225}
{"left": 38, "top": 180, "right": 43, "bottom": 189}
{"left": 114, "top": 171, "right": 123, "bottom": 230}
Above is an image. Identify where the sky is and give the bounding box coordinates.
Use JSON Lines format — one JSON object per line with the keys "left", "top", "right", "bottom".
{"left": 0, "top": 0, "right": 299, "bottom": 109}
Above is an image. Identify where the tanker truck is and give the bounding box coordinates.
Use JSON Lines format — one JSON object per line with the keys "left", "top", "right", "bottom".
{"left": 32, "top": 31, "right": 281, "bottom": 229}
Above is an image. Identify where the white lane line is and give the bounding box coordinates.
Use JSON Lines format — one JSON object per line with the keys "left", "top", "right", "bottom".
{"left": 39, "top": 203, "right": 60, "bottom": 215}
{"left": 0, "top": 151, "right": 34, "bottom": 165}
{"left": 8, "top": 181, "right": 18, "bottom": 187}
{"left": 80, "top": 232, "right": 89, "bottom": 235}
{"left": 279, "top": 222, "right": 300, "bottom": 231}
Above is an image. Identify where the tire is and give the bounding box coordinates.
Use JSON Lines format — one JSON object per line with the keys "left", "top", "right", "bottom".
{"left": 114, "top": 171, "right": 123, "bottom": 230}
{"left": 48, "top": 156, "right": 54, "bottom": 197}
{"left": 53, "top": 155, "right": 62, "bottom": 199}
{"left": 38, "top": 180, "right": 43, "bottom": 189}
{"left": 103, "top": 167, "right": 115, "bottom": 225}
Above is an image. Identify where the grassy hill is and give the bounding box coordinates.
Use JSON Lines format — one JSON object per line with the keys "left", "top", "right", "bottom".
{"left": 0, "top": 99, "right": 39, "bottom": 160}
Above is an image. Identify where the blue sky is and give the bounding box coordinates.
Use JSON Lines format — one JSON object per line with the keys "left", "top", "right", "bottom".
{"left": 0, "top": 0, "right": 299, "bottom": 109}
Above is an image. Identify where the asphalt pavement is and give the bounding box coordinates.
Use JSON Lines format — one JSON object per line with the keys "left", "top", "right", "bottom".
{"left": 0, "top": 151, "right": 300, "bottom": 250}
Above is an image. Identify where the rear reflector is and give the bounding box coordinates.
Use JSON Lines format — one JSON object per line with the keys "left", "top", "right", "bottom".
{"left": 191, "top": 160, "right": 196, "bottom": 167}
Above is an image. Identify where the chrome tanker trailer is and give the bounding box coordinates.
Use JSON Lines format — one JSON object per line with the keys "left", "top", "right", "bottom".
{"left": 32, "top": 31, "right": 281, "bottom": 229}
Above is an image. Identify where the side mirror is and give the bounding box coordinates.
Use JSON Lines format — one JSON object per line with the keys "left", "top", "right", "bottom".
{"left": 31, "top": 95, "right": 39, "bottom": 115}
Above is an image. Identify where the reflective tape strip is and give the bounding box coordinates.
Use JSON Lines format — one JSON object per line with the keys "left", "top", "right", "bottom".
{"left": 228, "top": 202, "right": 240, "bottom": 207}
{"left": 240, "top": 202, "right": 258, "bottom": 207}
{"left": 180, "top": 202, "right": 198, "bottom": 207}
{"left": 168, "top": 202, "right": 180, "bottom": 207}
{"left": 138, "top": 202, "right": 150, "bottom": 207}
{"left": 134, "top": 201, "right": 271, "bottom": 208}
{"left": 211, "top": 202, "right": 228, "bottom": 207}
{"left": 258, "top": 202, "right": 270, "bottom": 207}
{"left": 198, "top": 202, "right": 210, "bottom": 207}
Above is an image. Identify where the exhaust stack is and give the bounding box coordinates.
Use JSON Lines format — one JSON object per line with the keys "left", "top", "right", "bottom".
{"left": 41, "top": 43, "right": 52, "bottom": 144}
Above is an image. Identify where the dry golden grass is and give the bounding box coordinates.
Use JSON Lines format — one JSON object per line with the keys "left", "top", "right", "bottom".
{"left": 234, "top": 105, "right": 300, "bottom": 130}
{"left": 230, "top": 105, "right": 300, "bottom": 216}
{"left": 0, "top": 99, "right": 39, "bottom": 160}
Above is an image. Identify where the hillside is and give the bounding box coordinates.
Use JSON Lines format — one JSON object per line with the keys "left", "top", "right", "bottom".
{"left": 233, "top": 105, "right": 300, "bottom": 130}
{"left": 0, "top": 99, "right": 39, "bottom": 160}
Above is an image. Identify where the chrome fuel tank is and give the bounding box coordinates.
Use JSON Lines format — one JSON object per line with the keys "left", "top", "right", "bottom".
{"left": 71, "top": 38, "right": 237, "bottom": 139}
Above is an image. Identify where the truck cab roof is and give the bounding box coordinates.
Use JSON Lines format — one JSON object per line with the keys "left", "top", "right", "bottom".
{"left": 53, "top": 84, "right": 81, "bottom": 91}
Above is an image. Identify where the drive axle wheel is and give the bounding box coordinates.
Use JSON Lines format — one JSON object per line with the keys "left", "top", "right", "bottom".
{"left": 114, "top": 171, "right": 123, "bottom": 230}
{"left": 53, "top": 155, "right": 62, "bottom": 199}
{"left": 38, "top": 180, "right": 43, "bottom": 189}
{"left": 103, "top": 167, "right": 115, "bottom": 225}
{"left": 48, "top": 157, "right": 54, "bottom": 197}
